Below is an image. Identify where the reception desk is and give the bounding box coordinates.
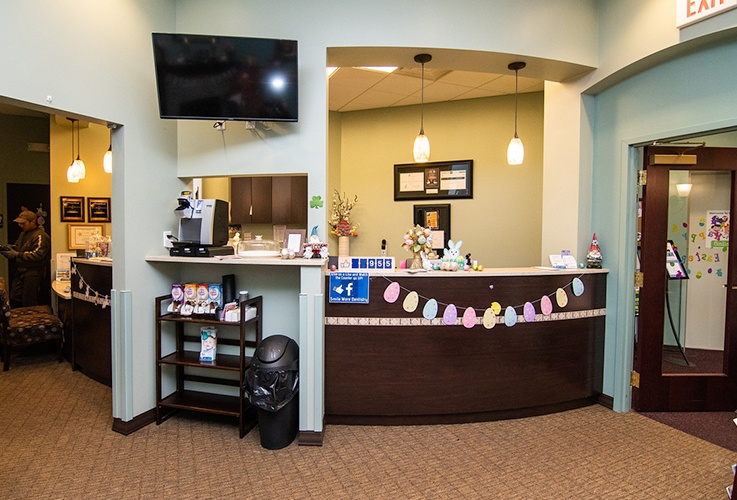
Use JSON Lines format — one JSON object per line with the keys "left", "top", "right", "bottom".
{"left": 324, "top": 268, "right": 607, "bottom": 425}
{"left": 71, "top": 258, "right": 112, "bottom": 386}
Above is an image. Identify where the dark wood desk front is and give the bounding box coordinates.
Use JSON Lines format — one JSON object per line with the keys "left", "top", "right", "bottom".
{"left": 324, "top": 268, "right": 607, "bottom": 425}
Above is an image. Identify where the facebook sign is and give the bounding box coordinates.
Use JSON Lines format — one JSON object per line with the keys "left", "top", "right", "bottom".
{"left": 328, "top": 272, "right": 370, "bottom": 304}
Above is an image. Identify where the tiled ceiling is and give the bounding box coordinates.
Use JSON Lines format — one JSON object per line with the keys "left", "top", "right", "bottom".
{"left": 328, "top": 66, "right": 544, "bottom": 112}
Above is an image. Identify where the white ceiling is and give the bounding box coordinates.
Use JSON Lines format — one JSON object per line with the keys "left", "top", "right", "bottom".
{"left": 328, "top": 66, "right": 544, "bottom": 112}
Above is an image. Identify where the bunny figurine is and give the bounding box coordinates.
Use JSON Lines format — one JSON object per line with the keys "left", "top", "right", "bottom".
{"left": 442, "top": 240, "right": 465, "bottom": 271}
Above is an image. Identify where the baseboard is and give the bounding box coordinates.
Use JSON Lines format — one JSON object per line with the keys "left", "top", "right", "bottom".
{"left": 112, "top": 408, "right": 156, "bottom": 435}
{"left": 597, "top": 393, "right": 614, "bottom": 409}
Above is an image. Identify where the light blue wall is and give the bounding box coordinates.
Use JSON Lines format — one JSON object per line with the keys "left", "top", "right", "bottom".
{"left": 592, "top": 37, "right": 737, "bottom": 410}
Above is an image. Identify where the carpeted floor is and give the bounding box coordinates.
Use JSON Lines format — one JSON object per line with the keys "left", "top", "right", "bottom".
{"left": 1, "top": 354, "right": 736, "bottom": 499}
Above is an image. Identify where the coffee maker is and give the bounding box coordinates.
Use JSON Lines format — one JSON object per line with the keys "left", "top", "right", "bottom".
{"left": 171, "top": 196, "right": 233, "bottom": 256}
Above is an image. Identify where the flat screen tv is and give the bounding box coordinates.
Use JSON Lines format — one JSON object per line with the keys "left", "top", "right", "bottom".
{"left": 152, "top": 33, "right": 298, "bottom": 122}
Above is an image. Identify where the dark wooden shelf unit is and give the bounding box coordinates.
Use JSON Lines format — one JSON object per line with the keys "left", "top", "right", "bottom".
{"left": 155, "top": 294, "right": 263, "bottom": 438}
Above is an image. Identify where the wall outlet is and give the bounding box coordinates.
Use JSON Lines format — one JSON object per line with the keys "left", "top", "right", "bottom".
{"left": 163, "top": 230, "right": 173, "bottom": 248}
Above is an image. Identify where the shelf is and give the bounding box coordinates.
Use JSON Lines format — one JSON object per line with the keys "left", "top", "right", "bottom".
{"left": 155, "top": 294, "right": 263, "bottom": 438}
{"left": 159, "top": 389, "right": 241, "bottom": 416}
{"left": 159, "top": 351, "right": 250, "bottom": 371}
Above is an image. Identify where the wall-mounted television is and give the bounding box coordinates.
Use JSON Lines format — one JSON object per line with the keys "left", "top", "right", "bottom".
{"left": 152, "top": 33, "right": 298, "bottom": 122}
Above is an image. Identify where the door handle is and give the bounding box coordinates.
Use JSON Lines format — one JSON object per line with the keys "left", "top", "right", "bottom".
{"left": 723, "top": 284, "right": 737, "bottom": 289}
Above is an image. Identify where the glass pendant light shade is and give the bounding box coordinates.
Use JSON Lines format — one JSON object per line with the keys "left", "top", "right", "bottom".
{"left": 507, "top": 135, "right": 524, "bottom": 165}
{"left": 67, "top": 163, "right": 80, "bottom": 183}
{"left": 74, "top": 157, "right": 86, "bottom": 179}
{"left": 103, "top": 147, "right": 113, "bottom": 173}
{"left": 414, "top": 131, "right": 430, "bottom": 163}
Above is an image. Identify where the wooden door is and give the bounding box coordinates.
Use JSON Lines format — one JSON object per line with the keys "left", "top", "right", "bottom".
{"left": 633, "top": 146, "right": 737, "bottom": 411}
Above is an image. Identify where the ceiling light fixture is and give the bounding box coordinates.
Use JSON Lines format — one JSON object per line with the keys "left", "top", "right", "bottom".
{"left": 73, "top": 119, "right": 86, "bottom": 179}
{"left": 67, "top": 118, "right": 80, "bottom": 183}
{"left": 413, "top": 53, "right": 432, "bottom": 163}
{"left": 103, "top": 127, "right": 113, "bottom": 173}
{"left": 507, "top": 61, "right": 526, "bottom": 165}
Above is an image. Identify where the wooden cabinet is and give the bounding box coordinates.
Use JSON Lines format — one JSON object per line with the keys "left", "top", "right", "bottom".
{"left": 155, "top": 295, "right": 263, "bottom": 438}
{"left": 230, "top": 175, "right": 306, "bottom": 225}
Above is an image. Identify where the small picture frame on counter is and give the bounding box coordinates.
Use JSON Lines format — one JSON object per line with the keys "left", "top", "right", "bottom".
{"left": 284, "top": 229, "right": 306, "bottom": 254}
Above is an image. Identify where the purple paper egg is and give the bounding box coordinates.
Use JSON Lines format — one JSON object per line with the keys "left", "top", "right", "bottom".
{"left": 523, "top": 302, "right": 536, "bottom": 322}
{"left": 443, "top": 304, "right": 458, "bottom": 325}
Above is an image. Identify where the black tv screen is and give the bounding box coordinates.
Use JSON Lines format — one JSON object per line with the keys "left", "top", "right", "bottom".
{"left": 152, "top": 33, "right": 298, "bottom": 122}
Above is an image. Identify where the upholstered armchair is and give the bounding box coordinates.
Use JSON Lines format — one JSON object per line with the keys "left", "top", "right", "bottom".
{"left": 0, "top": 277, "right": 64, "bottom": 371}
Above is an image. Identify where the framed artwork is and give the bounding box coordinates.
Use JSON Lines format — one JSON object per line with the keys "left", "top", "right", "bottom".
{"left": 60, "top": 196, "right": 85, "bottom": 222}
{"left": 413, "top": 204, "right": 451, "bottom": 251}
{"left": 284, "top": 229, "right": 306, "bottom": 254}
{"left": 68, "top": 223, "right": 105, "bottom": 250}
{"left": 88, "top": 197, "right": 111, "bottom": 222}
{"left": 394, "top": 160, "right": 473, "bottom": 201}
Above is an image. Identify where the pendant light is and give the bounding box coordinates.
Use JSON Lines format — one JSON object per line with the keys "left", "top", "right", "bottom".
{"left": 73, "top": 120, "right": 86, "bottom": 179}
{"left": 103, "top": 130, "right": 112, "bottom": 173}
{"left": 413, "top": 53, "right": 432, "bottom": 163}
{"left": 66, "top": 119, "right": 80, "bottom": 183}
{"left": 507, "top": 61, "right": 526, "bottom": 165}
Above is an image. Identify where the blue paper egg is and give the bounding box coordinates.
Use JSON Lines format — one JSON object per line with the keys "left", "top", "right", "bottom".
{"left": 423, "top": 298, "right": 438, "bottom": 320}
{"left": 504, "top": 306, "right": 518, "bottom": 327}
{"left": 572, "top": 277, "right": 585, "bottom": 296}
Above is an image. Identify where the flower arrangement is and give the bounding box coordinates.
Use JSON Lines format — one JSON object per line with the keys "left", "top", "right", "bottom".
{"left": 328, "top": 190, "right": 359, "bottom": 237}
{"left": 402, "top": 225, "right": 433, "bottom": 254}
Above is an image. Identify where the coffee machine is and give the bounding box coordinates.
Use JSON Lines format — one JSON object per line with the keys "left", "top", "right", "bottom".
{"left": 171, "top": 196, "right": 233, "bottom": 257}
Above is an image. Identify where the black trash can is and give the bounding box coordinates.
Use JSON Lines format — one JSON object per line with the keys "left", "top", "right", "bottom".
{"left": 244, "top": 334, "right": 299, "bottom": 450}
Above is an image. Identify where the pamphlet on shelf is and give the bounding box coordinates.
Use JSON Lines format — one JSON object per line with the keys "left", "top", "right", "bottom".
{"left": 549, "top": 253, "right": 578, "bottom": 269}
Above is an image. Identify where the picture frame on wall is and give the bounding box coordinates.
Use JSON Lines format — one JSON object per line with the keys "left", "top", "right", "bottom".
{"left": 68, "top": 223, "right": 105, "bottom": 250}
{"left": 413, "top": 204, "right": 451, "bottom": 251}
{"left": 88, "top": 197, "right": 111, "bottom": 223}
{"left": 394, "top": 160, "right": 473, "bottom": 201}
{"left": 60, "top": 196, "right": 85, "bottom": 222}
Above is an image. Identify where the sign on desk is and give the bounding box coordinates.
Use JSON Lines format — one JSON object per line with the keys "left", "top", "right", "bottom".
{"left": 329, "top": 272, "right": 369, "bottom": 303}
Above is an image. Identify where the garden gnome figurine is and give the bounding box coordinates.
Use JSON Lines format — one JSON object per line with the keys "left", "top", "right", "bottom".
{"left": 586, "top": 233, "right": 602, "bottom": 268}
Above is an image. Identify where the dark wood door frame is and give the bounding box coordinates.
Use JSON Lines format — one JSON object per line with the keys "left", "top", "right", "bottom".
{"left": 634, "top": 146, "right": 737, "bottom": 411}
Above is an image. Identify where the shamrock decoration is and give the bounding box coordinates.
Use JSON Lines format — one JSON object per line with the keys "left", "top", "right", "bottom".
{"left": 309, "top": 195, "right": 324, "bottom": 209}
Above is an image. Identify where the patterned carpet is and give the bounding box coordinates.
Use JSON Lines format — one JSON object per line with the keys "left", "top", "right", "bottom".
{"left": 1, "top": 353, "right": 735, "bottom": 499}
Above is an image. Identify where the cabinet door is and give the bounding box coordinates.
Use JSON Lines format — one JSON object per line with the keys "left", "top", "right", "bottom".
{"left": 251, "top": 177, "right": 273, "bottom": 223}
{"left": 230, "top": 177, "right": 252, "bottom": 224}
{"left": 272, "top": 176, "right": 307, "bottom": 225}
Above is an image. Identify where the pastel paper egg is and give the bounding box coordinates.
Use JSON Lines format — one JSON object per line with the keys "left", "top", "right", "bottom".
{"left": 572, "top": 277, "right": 585, "bottom": 297}
{"left": 482, "top": 308, "right": 497, "bottom": 329}
{"left": 556, "top": 288, "right": 569, "bottom": 308}
{"left": 383, "top": 282, "right": 400, "bottom": 303}
{"left": 462, "top": 307, "right": 476, "bottom": 328}
{"left": 541, "top": 295, "right": 553, "bottom": 315}
{"left": 403, "top": 290, "right": 419, "bottom": 312}
{"left": 523, "top": 302, "right": 536, "bottom": 322}
{"left": 423, "top": 298, "right": 438, "bottom": 320}
{"left": 443, "top": 304, "right": 458, "bottom": 325}
{"left": 504, "top": 306, "right": 518, "bottom": 327}
{"left": 491, "top": 301, "right": 502, "bottom": 315}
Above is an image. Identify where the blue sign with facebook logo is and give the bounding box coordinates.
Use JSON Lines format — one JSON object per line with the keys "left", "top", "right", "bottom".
{"left": 329, "top": 272, "right": 370, "bottom": 303}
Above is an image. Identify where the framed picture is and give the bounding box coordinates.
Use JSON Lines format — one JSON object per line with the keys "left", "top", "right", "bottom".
{"left": 284, "top": 229, "right": 306, "bottom": 254}
{"left": 60, "top": 196, "right": 85, "bottom": 222}
{"left": 394, "top": 160, "right": 473, "bottom": 201}
{"left": 413, "top": 204, "right": 451, "bottom": 251}
{"left": 68, "top": 223, "right": 105, "bottom": 250}
{"left": 88, "top": 197, "right": 111, "bottom": 222}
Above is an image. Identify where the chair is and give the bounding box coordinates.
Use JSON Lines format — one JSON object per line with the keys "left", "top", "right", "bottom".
{"left": 0, "top": 277, "right": 64, "bottom": 371}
